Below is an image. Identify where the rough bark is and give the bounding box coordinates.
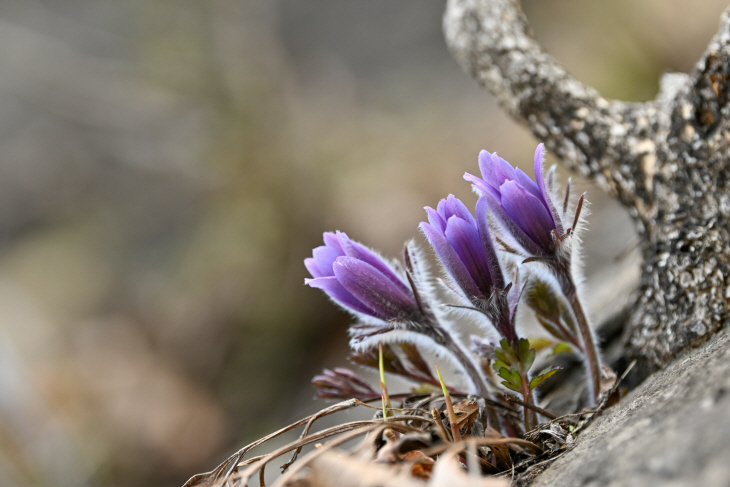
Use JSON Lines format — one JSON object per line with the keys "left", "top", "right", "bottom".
{"left": 443, "top": 0, "right": 730, "bottom": 377}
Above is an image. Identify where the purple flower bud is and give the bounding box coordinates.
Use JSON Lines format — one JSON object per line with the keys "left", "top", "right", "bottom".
{"left": 305, "top": 232, "right": 420, "bottom": 321}
{"left": 464, "top": 144, "right": 564, "bottom": 256}
{"left": 420, "top": 194, "right": 504, "bottom": 301}
{"left": 421, "top": 195, "right": 519, "bottom": 345}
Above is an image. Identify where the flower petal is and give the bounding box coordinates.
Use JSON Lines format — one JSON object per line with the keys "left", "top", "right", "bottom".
{"left": 336, "top": 232, "right": 410, "bottom": 294}
{"left": 426, "top": 206, "right": 447, "bottom": 232}
{"left": 311, "top": 244, "right": 345, "bottom": 276}
{"left": 464, "top": 171, "right": 502, "bottom": 202}
{"left": 481, "top": 191, "right": 546, "bottom": 257}
{"left": 443, "top": 194, "right": 476, "bottom": 227}
{"left": 444, "top": 216, "right": 493, "bottom": 296}
{"left": 499, "top": 180, "right": 555, "bottom": 252}
{"left": 533, "top": 144, "right": 564, "bottom": 234}
{"left": 514, "top": 167, "right": 542, "bottom": 200}
{"left": 478, "top": 150, "right": 517, "bottom": 188}
{"left": 476, "top": 196, "right": 505, "bottom": 289}
{"left": 305, "top": 276, "right": 377, "bottom": 316}
{"left": 323, "top": 231, "right": 343, "bottom": 251}
{"left": 305, "top": 257, "right": 324, "bottom": 278}
{"left": 333, "top": 257, "right": 418, "bottom": 320}
{"left": 420, "top": 222, "right": 481, "bottom": 299}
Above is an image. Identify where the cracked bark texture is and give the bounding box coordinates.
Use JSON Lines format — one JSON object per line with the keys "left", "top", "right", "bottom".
{"left": 444, "top": 0, "right": 730, "bottom": 377}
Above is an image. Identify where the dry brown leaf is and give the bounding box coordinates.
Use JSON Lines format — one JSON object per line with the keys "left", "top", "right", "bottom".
{"left": 599, "top": 365, "right": 618, "bottom": 398}
{"left": 402, "top": 450, "right": 434, "bottom": 480}
{"left": 482, "top": 427, "right": 512, "bottom": 469}
{"left": 375, "top": 431, "right": 432, "bottom": 463}
{"left": 452, "top": 398, "right": 479, "bottom": 434}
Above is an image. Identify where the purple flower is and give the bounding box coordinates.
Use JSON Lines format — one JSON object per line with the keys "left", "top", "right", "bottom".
{"left": 464, "top": 144, "right": 564, "bottom": 256}
{"left": 305, "top": 232, "right": 420, "bottom": 321}
{"left": 420, "top": 194, "right": 504, "bottom": 300}
{"left": 420, "top": 194, "right": 518, "bottom": 344}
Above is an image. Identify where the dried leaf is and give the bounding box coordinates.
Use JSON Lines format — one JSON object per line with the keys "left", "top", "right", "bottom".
{"left": 599, "top": 364, "right": 618, "bottom": 398}
{"left": 452, "top": 399, "right": 479, "bottom": 434}
{"left": 402, "top": 451, "right": 434, "bottom": 480}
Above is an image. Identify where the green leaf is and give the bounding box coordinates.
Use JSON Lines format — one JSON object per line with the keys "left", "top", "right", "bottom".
{"left": 523, "top": 347, "right": 536, "bottom": 372}
{"left": 492, "top": 359, "right": 509, "bottom": 372}
{"left": 501, "top": 380, "right": 522, "bottom": 393}
{"left": 536, "top": 317, "right": 567, "bottom": 342}
{"left": 498, "top": 367, "right": 521, "bottom": 388}
{"left": 549, "top": 342, "right": 573, "bottom": 358}
{"left": 517, "top": 338, "right": 530, "bottom": 362}
{"left": 526, "top": 279, "right": 579, "bottom": 337}
{"left": 494, "top": 347, "right": 509, "bottom": 365}
{"left": 499, "top": 339, "right": 518, "bottom": 364}
{"left": 529, "top": 367, "right": 561, "bottom": 390}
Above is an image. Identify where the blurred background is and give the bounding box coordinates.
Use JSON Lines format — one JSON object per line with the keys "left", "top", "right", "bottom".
{"left": 0, "top": 1, "right": 725, "bottom": 485}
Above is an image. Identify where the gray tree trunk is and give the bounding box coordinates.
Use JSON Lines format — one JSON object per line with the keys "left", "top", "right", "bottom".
{"left": 443, "top": 0, "right": 730, "bottom": 378}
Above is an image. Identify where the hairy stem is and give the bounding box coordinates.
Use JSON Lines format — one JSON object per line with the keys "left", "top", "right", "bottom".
{"left": 439, "top": 331, "right": 501, "bottom": 429}
{"left": 520, "top": 374, "right": 536, "bottom": 432}
{"left": 563, "top": 279, "right": 601, "bottom": 404}
{"left": 443, "top": 333, "right": 491, "bottom": 400}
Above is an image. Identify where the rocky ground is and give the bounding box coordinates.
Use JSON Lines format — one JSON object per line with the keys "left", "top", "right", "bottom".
{"left": 530, "top": 326, "right": 730, "bottom": 487}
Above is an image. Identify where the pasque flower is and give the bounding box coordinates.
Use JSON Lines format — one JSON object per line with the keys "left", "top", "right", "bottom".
{"left": 465, "top": 143, "right": 603, "bottom": 404}
{"left": 305, "top": 233, "right": 493, "bottom": 400}
{"left": 421, "top": 195, "right": 504, "bottom": 298}
{"left": 464, "top": 143, "right": 565, "bottom": 257}
{"left": 420, "top": 194, "right": 519, "bottom": 345}
{"left": 305, "top": 231, "right": 420, "bottom": 321}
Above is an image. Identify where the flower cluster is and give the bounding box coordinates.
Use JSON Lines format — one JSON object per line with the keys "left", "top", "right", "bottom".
{"left": 305, "top": 143, "right": 606, "bottom": 435}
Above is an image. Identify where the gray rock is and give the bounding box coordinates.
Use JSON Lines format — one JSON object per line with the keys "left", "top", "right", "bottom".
{"left": 530, "top": 327, "right": 730, "bottom": 487}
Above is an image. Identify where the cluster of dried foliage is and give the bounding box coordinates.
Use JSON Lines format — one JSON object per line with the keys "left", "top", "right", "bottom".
{"left": 184, "top": 380, "right": 628, "bottom": 487}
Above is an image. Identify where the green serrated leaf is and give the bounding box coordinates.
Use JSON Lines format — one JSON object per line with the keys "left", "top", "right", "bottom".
{"left": 501, "top": 380, "right": 522, "bottom": 393}
{"left": 523, "top": 347, "right": 536, "bottom": 372}
{"left": 494, "top": 347, "right": 508, "bottom": 365}
{"left": 498, "top": 367, "right": 521, "bottom": 388}
{"left": 517, "top": 338, "right": 530, "bottom": 362}
{"left": 529, "top": 368, "right": 561, "bottom": 390}
{"left": 492, "top": 359, "right": 509, "bottom": 372}
{"left": 499, "top": 340, "right": 518, "bottom": 364}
